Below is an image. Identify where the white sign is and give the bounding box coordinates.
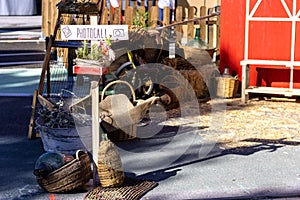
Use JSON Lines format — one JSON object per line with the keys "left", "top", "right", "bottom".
{"left": 60, "top": 25, "right": 129, "bottom": 41}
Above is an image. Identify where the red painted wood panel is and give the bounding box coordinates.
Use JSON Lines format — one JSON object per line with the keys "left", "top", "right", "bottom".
{"left": 220, "top": 0, "right": 300, "bottom": 88}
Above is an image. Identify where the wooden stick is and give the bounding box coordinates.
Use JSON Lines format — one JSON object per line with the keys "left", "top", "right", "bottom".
{"left": 156, "top": 12, "right": 220, "bottom": 30}
{"left": 28, "top": 90, "right": 38, "bottom": 139}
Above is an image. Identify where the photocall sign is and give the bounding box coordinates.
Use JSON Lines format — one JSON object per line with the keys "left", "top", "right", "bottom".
{"left": 60, "top": 25, "right": 129, "bottom": 40}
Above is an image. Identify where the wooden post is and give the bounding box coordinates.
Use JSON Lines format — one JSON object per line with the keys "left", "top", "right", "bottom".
{"left": 132, "top": 0, "right": 137, "bottom": 16}
{"left": 148, "top": 0, "right": 152, "bottom": 10}
{"left": 124, "top": 7, "right": 134, "bottom": 25}
{"left": 163, "top": 7, "right": 170, "bottom": 26}
{"left": 51, "top": 0, "right": 59, "bottom": 35}
{"left": 150, "top": 6, "right": 158, "bottom": 28}
{"left": 200, "top": 6, "right": 206, "bottom": 43}
{"left": 216, "top": 15, "right": 220, "bottom": 52}
{"left": 49, "top": 0, "right": 54, "bottom": 37}
{"left": 42, "top": 0, "right": 49, "bottom": 37}
{"left": 101, "top": 7, "right": 109, "bottom": 25}
{"left": 125, "top": 0, "right": 129, "bottom": 10}
{"left": 241, "top": 64, "right": 247, "bottom": 104}
{"left": 140, "top": 0, "right": 146, "bottom": 13}
{"left": 113, "top": 7, "right": 121, "bottom": 24}
{"left": 187, "top": 6, "right": 195, "bottom": 40}
{"left": 110, "top": 3, "right": 114, "bottom": 24}
{"left": 175, "top": 6, "right": 183, "bottom": 43}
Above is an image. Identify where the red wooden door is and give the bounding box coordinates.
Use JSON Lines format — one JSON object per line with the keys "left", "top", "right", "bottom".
{"left": 220, "top": 0, "right": 300, "bottom": 88}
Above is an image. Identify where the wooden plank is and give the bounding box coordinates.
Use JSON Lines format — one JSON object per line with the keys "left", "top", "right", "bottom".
{"left": 37, "top": 94, "right": 55, "bottom": 110}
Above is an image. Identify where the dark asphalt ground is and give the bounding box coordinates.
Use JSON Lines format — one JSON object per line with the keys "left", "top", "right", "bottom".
{"left": 1, "top": 96, "right": 300, "bottom": 200}
{"left": 0, "top": 96, "right": 90, "bottom": 200}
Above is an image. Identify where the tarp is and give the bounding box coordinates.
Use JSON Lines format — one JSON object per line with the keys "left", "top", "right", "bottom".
{"left": 0, "top": 0, "right": 37, "bottom": 16}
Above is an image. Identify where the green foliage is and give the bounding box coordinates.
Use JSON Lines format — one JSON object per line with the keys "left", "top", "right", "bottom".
{"left": 76, "top": 40, "right": 89, "bottom": 59}
{"left": 75, "top": 38, "right": 111, "bottom": 61}
{"left": 133, "top": 10, "right": 153, "bottom": 28}
{"left": 90, "top": 44, "right": 101, "bottom": 60}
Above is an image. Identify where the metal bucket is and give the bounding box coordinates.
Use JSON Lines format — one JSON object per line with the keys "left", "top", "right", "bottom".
{"left": 35, "top": 117, "right": 92, "bottom": 154}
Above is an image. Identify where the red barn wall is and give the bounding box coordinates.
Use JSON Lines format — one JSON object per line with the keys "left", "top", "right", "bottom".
{"left": 220, "top": 0, "right": 300, "bottom": 88}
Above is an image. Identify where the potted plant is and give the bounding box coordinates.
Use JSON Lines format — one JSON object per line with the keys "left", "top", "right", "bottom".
{"left": 75, "top": 37, "right": 115, "bottom": 67}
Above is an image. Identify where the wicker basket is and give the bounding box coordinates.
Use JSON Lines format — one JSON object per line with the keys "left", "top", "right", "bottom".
{"left": 36, "top": 150, "right": 92, "bottom": 193}
{"left": 98, "top": 138, "right": 125, "bottom": 187}
{"left": 215, "top": 76, "right": 239, "bottom": 98}
{"left": 100, "top": 80, "right": 137, "bottom": 142}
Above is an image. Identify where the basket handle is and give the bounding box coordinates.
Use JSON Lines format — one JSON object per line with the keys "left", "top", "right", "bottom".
{"left": 101, "top": 80, "right": 136, "bottom": 102}
{"left": 75, "top": 150, "right": 85, "bottom": 161}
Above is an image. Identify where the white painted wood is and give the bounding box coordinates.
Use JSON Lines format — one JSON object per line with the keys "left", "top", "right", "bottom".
{"left": 91, "top": 81, "right": 99, "bottom": 166}
{"left": 241, "top": 0, "right": 300, "bottom": 103}
{"left": 240, "top": 60, "right": 300, "bottom": 66}
{"left": 281, "top": 0, "right": 292, "bottom": 17}
{"left": 241, "top": 64, "right": 247, "bottom": 104}
{"left": 246, "top": 87, "right": 300, "bottom": 97}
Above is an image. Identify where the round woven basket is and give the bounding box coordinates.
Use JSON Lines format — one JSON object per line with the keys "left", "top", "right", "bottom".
{"left": 36, "top": 150, "right": 92, "bottom": 193}
{"left": 98, "top": 139, "right": 125, "bottom": 187}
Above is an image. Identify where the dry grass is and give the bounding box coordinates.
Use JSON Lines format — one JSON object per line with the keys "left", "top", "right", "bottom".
{"left": 162, "top": 97, "right": 300, "bottom": 149}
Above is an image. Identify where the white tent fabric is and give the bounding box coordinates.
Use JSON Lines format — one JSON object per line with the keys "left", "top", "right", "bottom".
{"left": 0, "top": 0, "right": 37, "bottom": 16}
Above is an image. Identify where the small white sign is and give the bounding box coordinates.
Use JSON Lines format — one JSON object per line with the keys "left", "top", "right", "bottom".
{"left": 60, "top": 25, "right": 129, "bottom": 40}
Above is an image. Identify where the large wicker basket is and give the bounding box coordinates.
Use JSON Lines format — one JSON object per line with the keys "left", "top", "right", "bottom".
{"left": 215, "top": 76, "right": 239, "bottom": 98}
{"left": 97, "top": 138, "right": 125, "bottom": 187}
{"left": 36, "top": 150, "right": 92, "bottom": 193}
